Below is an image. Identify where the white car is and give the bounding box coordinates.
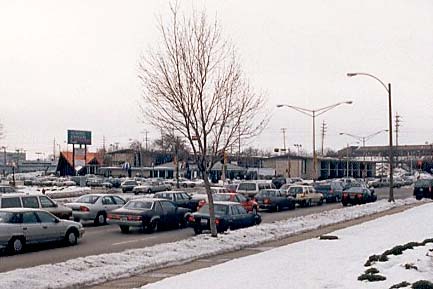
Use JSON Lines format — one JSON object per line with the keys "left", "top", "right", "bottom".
{"left": 0, "top": 208, "right": 84, "bottom": 254}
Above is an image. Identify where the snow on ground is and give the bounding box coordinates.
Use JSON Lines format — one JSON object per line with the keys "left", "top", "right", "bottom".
{"left": 0, "top": 198, "right": 422, "bottom": 289}
{"left": 141, "top": 202, "right": 433, "bottom": 289}
{"left": 18, "top": 186, "right": 92, "bottom": 198}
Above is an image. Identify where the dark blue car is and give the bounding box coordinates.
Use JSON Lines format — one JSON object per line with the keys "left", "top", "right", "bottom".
{"left": 189, "top": 201, "right": 261, "bottom": 234}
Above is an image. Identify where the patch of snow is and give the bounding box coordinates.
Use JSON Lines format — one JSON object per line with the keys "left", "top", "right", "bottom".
{"left": 141, "top": 201, "right": 433, "bottom": 289}
{"left": 0, "top": 198, "right": 422, "bottom": 289}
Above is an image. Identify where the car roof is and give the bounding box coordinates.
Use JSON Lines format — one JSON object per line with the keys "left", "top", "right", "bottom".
{"left": 155, "top": 191, "right": 186, "bottom": 194}
{"left": 131, "top": 198, "right": 166, "bottom": 202}
{"left": 0, "top": 207, "right": 42, "bottom": 213}
{"left": 213, "top": 201, "right": 239, "bottom": 205}
{"left": 0, "top": 192, "right": 43, "bottom": 198}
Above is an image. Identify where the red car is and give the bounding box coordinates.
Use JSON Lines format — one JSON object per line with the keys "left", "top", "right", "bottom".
{"left": 198, "top": 193, "right": 258, "bottom": 214}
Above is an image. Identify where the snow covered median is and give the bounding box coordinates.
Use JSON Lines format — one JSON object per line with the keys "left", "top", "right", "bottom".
{"left": 140, "top": 200, "right": 433, "bottom": 289}
{"left": 0, "top": 198, "right": 422, "bottom": 289}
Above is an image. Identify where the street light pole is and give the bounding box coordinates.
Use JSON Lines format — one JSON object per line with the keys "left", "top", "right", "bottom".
{"left": 277, "top": 101, "right": 352, "bottom": 180}
{"left": 347, "top": 72, "right": 394, "bottom": 202}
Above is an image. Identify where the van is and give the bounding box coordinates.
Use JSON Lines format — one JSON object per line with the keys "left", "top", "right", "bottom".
{"left": 0, "top": 193, "right": 72, "bottom": 219}
{"left": 236, "top": 181, "right": 275, "bottom": 198}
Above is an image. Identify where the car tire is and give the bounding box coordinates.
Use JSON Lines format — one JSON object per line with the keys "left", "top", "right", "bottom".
{"left": 146, "top": 220, "right": 159, "bottom": 233}
{"left": 342, "top": 201, "right": 348, "bottom": 207}
{"left": 194, "top": 227, "right": 202, "bottom": 235}
{"left": 416, "top": 195, "right": 422, "bottom": 200}
{"left": 318, "top": 198, "right": 323, "bottom": 206}
{"left": 8, "top": 237, "right": 25, "bottom": 254}
{"left": 64, "top": 229, "right": 78, "bottom": 246}
{"left": 134, "top": 191, "right": 139, "bottom": 195}
{"left": 275, "top": 205, "right": 280, "bottom": 212}
{"left": 307, "top": 199, "right": 312, "bottom": 207}
{"left": 120, "top": 225, "right": 130, "bottom": 234}
{"left": 94, "top": 212, "right": 106, "bottom": 225}
{"left": 147, "top": 189, "right": 152, "bottom": 194}
{"left": 252, "top": 207, "right": 258, "bottom": 215}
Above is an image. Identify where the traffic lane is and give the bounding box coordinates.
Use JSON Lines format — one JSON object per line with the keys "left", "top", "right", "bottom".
{"left": 0, "top": 202, "right": 343, "bottom": 272}
{"left": 374, "top": 186, "right": 413, "bottom": 200}
{"left": 0, "top": 187, "right": 414, "bottom": 272}
{"left": 0, "top": 225, "right": 194, "bottom": 273}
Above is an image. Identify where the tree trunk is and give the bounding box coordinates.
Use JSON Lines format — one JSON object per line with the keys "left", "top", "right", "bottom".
{"left": 203, "top": 170, "right": 217, "bottom": 237}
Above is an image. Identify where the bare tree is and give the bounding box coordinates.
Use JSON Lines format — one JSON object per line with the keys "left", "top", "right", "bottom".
{"left": 139, "top": 4, "right": 267, "bottom": 237}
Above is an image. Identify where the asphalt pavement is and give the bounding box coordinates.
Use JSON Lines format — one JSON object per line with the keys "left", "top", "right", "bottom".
{"left": 0, "top": 186, "right": 414, "bottom": 273}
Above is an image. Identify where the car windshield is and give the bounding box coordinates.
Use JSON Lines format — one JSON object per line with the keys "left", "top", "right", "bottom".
{"left": 315, "top": 185, "right": 331, "bottom": 191}
{"left": 124, "top": 201, "right": 153, "bottom": 210}
{"left": 76, "top": 195, "right": 100, "bottom": 204}
{"left": 237, "top": 183, "right": 256, "bottom": 191}
{"left": 288, "top": 187, "right": 303, "bottom": 194}
{"left": 257, "top": 190, "right": 275, "bottom": 197}
{"left": 213, "top": 194, "right": 231, "bottom": 201}
{"left": 415, "top": 179, "right": 432, "bottom": 187}
{"left": 199, "top": 204, "right": 228, "bottom": 215}
{"left": 0, "top": 212, "right": 13, "bottom": 223}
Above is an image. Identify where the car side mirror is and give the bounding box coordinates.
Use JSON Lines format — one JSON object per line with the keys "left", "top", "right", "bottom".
{"left": 54, "top": 218, "right": 60, "bottom": 223}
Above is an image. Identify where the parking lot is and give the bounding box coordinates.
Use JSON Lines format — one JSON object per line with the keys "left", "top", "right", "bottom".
{"left": 0, "top": 186, "right": 413, "bottom": 273}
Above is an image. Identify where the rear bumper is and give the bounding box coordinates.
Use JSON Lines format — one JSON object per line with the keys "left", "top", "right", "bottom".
{"left": 108, "top": 219, "right": 143, "bottom": 227}
{"left": 72, "top": 211, "right": 97, "bottom": 221}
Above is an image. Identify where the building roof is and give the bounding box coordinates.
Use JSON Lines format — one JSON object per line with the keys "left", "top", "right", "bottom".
{"left": 60, "top": 151, "right": 102, "bottom": 168}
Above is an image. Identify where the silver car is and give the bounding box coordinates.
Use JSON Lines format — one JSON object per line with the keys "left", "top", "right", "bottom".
{"left": 65, "top": 194, "right": 126, "bottom": 225}
{"left": 132, "top": 181, "right": 171, "bottom": 195}
{"left": 0, "top": 208, "right": 84, "bottom": 254}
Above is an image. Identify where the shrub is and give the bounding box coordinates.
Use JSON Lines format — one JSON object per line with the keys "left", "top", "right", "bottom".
{"left": 379, "top": 254, "right": 389, "bottom": 262}
{"left": 389, "top": 281, "right": 411, "bottom": 288}
{"left": 422, "top": 238, "right": 433, "bottom": 245}
{"left": 404, "top": 263, "right": 418, "bottom": 270}
{"left": 365, "top": 268, "right": 379, "bottom": 274}
{"left": 358, "top": 273, "right": 386, "bottom": 282}
{"left": 319, "top": 235, "right": 338, "bottom": 240}
{"left": 403, "top": 242, "right": 422, "bottom": 250}
{"left": 412, "top": 280, "right": 433, "bottom": 289}
{"left": 384, "top": 245, "right": 405, "bottom": 256}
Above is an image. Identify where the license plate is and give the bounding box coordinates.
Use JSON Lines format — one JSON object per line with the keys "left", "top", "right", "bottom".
{"left": 200, "top": 219, "right": 208, "bottom": 226}
{"left": 420, "top": 188, "right": 424, "bottom": 191}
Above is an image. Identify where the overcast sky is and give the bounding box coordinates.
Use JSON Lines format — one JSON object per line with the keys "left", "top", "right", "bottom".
{"left": 0, "top": 0, "right": 432, "bottom": 159}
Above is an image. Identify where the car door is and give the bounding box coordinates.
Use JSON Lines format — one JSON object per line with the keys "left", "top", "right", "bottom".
{"left": 101, "top": 196, "right": 119, "bottom": 212}
{"left": 112, "top": 196, "right": 126, "bottom": 208}
{"left": 21, "top": 211, "right": 44, "bottom": 243}
{"left": 229, "top": 205, "right": 242, "bottom": 229}
{"left": 35, "top": 211, "right": 63, "bottom": 241}
{"left": 236, "top": 205, "right": 253, "bottom": 227}
{"left": 160, "top": 201, "right": 177, "bottom": 226}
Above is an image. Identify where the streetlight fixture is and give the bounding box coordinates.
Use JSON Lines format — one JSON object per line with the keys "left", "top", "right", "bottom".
{"left": 339, "top": 130, "right": 388, "bottom": 147}
{"left": 347, "top": 72, "right": 394, "bottom": 202}
{"left": 276, "top": 101, "right": 353, "bottom": 179}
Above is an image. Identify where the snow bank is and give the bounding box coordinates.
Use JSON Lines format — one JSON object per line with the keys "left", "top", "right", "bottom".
{"left": 0, "top": 198, "right": 421, "bottom": 289}
{"left": 142, "top": 201, "right": 433, "bottom": 289}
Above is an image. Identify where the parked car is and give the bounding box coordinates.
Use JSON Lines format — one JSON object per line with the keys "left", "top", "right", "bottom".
{"left": 313, "top": 182, "right": 344, "bottom": 203}
{"left": 189, "top": 201, "right": 261, "bottom": 234}
{"left": 294, "top": 186, "right": 324, "bottom": 207}
{"left": 236, "top": 181, "right": 275, "bottom": 198}
{"left": 107, "top": 198, "right": 191, "bottom": 234}
{"left": 132, "top": 181, "right": 171, "bottom": 195}
{"left": 0, "top": 208, "right": 84, "bottom": 254}
{"left": 121, "top": 180, "right": 138, "bottom": 193}
{"left": 254, "top": 189, "right": 295, "bottom": 212}
{"left": 413, "top": 179, "right": 433, "bottom": 200}
{"left": 65, "top": 194, "right": 126, "bottom": 225}
{"left": 200, "top": 193, "right": 258, "bottom": 214}
{"left": 341, "top": 187, "right": 377, "bottom": 206}
{"left": 0, "top": 185, "right": 17, "bottom": 194}
{"left": 153, "top": 191, "right": 200, "bottom": 211}
{"left": 0, "top": 193, "right": 72, "bottom": 219}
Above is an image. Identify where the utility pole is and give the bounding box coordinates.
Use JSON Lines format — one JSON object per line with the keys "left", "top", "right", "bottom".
{"left": 320, "top": 120, "right": 327, "bottom": 156}
{"left": 281, "top": 128, "right": 287, "bottom": 151}
{"left": 53, "top": 138, "right": 56, "bottom": 161}
{"left": 395, "top": 113, "right": 401, "bottom": 165}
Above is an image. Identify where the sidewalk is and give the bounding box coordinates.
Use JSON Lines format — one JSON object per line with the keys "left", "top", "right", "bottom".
{"left": 87, "top": 202, "right": 421, "bottom": 289}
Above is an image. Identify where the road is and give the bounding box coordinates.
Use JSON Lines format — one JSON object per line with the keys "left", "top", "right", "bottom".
{"left": 0, "top": 186, "right": 413, "bottom": 273}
